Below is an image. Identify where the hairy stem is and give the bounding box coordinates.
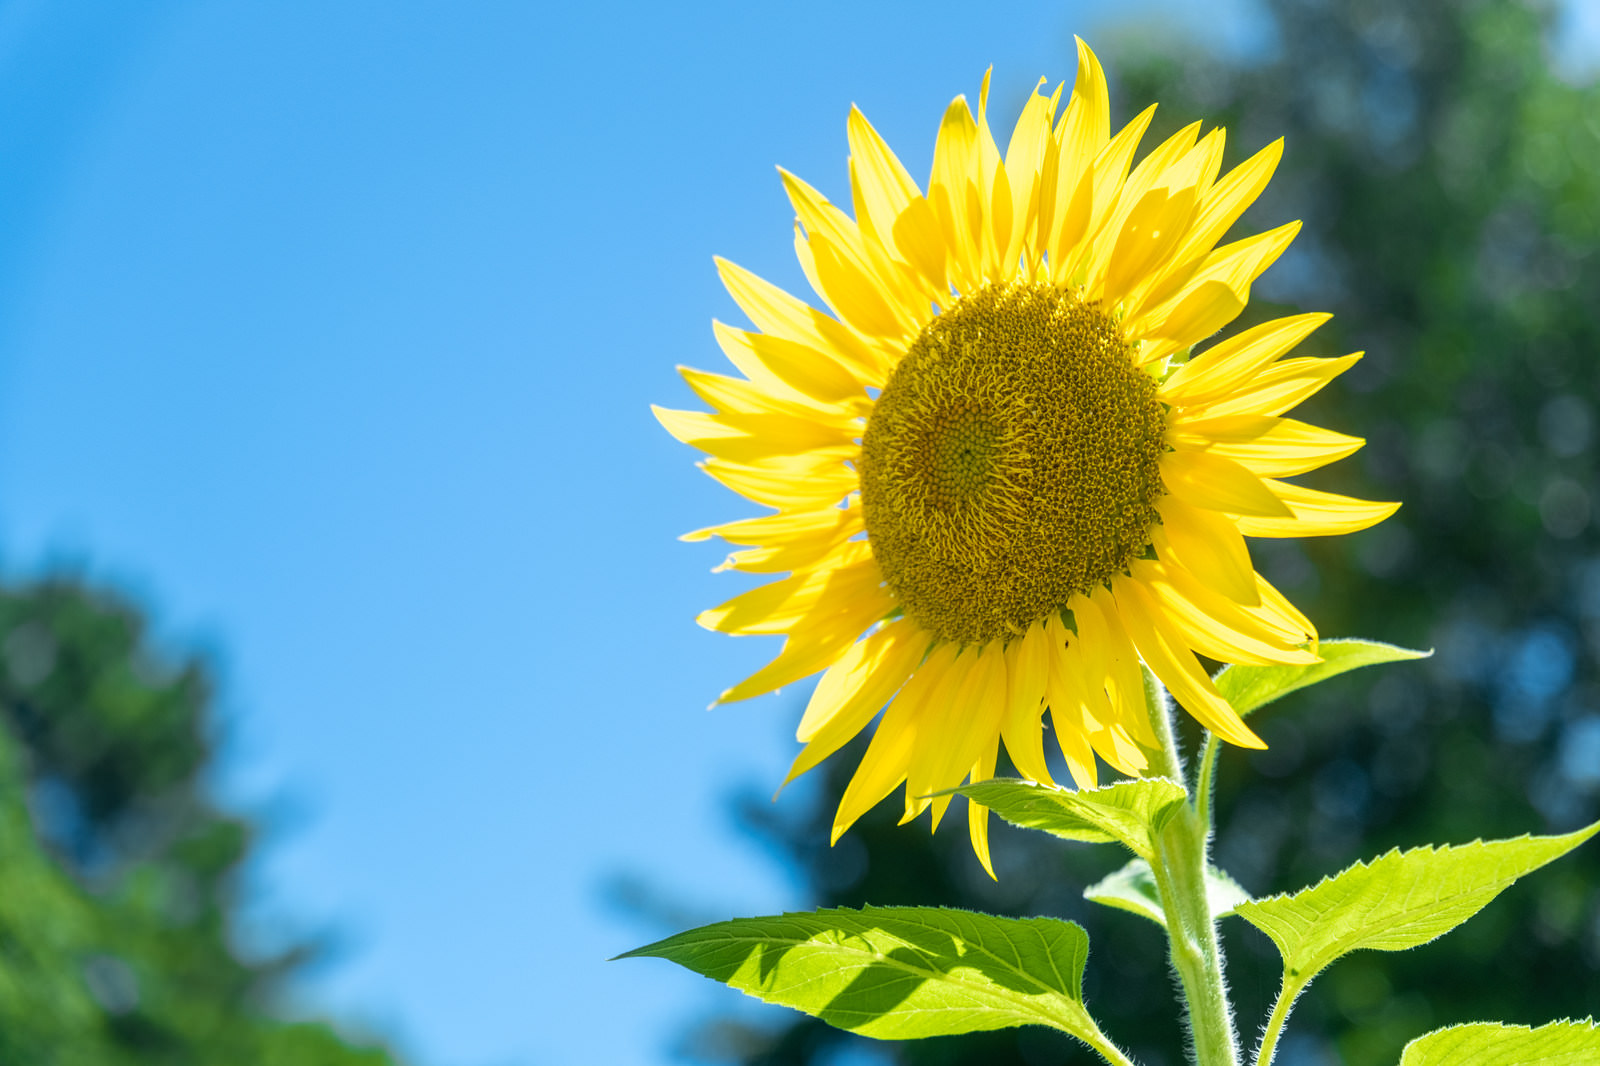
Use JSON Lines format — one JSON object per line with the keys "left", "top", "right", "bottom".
{"left": 1253, "top": 974, "right": 1305, "bottom": 1066}
{"left": 1195, "top": 733, "right": 1222, "bottom": 833}
{"left": 1081, "top": 1020, "right": 1142, "bottom": 1066}
{"left": 1143, "top": 672, "right": 1240, "bottom": 1066}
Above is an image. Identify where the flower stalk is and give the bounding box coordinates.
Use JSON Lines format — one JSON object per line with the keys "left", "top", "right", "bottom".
{"left": 1144, "top": 674, "right": 1241, "bottom": 1066}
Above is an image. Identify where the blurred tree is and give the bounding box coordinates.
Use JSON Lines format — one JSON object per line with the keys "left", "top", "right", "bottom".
{"left": 682, "top": 1, "right": 1600, "bottom": 1064}
{"left": 0, "top": 577, "right": 403, "bottom": 1066}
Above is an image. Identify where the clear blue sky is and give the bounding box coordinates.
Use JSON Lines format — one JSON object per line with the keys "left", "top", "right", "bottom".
{"left": 0, "top": 3, "right": 1588, "bottom": 1066}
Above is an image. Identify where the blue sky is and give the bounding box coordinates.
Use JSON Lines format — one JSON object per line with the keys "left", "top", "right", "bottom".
{"left": 0, "top": 3, "right": 1588, "bottom": 1066}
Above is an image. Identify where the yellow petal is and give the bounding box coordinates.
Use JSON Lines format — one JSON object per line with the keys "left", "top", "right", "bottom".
{"left": 1162, "top": 447, "right": 1295, "bottom": 517}
{"left": 718, "top": 593, "right": 890, "bottom": 704}
{"left": 903, "top": 646, "right": 981, "bottom": 824}
{"left": 696, "top": 541, "right": 874, "bottom": 634}
{"left": 1042, "top": 626, "right": 1100, "bottom": 790}
{"left": 1131, "top": 558, "right": 1317, "bottom": 667}
{"left": 715, "top": 257, "right": 886, "bottom": 384}
{"left": 926, "top": 642, "right": 1008, "bottom": 832}
{"left": 832, "top": 641, "right": 958, "bottom": 842}
{"left": 1160, "top": 312, "right": 1331, "bottom": 405}
{"left": 1055, "top": 103, "right": 1157, "bottom": 282}
{"left": 1183, "top": 353, "right": 1362, "bottom": 420}
{"left": 929, "top": 95, "right": 982, "bottom": 292}
{"left": 781, "top": 168, "right": 923, "bottom": 337}
{"left": 967, "top": 736, "right": 1001, "bottom": 879}
{"left": 786, "top": 621, "right": 929, "bottom": 784}
{"left": 1102, "top": 184, "right": 1199, "bottom": 306}
{"left": 1140, "top": 138, "right": 1284, "bottom": 310}
{"left": 1112, "top": 576, "right": 1264, "bottom": 748}
{"left": 806, "top": 228, "right": 915, "bottom": 340}
{"left": 1153, "top": 494, "right": 1258, "bottom": 605}
{"left": 653, "top": 406, "right": 854, "bottom": 466}
{"left": 1233, "top": 480, "right": 1401, "bottom": 537}
{"left": 847, "top": 106, "right": 923, "bottom": 255}
{"left": 1084, "top": 587, "right": 1160, "bottom": 749}
{"left": 1000, "top": 622, "right": 1054, "bottom": 785}
{"left": 1003, "top": 78, "right": 1056, "bottom": 267}
{"left": 678, "top": 364, "right": 858, "bottom": 426}
{"left": 712, "top": 321, "right": 866, "bottom": 405}
{"left": 890, "top": 195, "right": 950, "bottom": 295}
{"left": 683, "top": 504, "right": 858, "bottom": 546}
{"left": 701, "top": 453, "right": 858, "bottom": 510}
{"left": 1131, "top": 221, "right": 1301, "bottom": 359}
{"left": 1177, "top": 414, "right": 1364, "bottom": 478}
{"left": 1042, "top": 39, "right": 1110, "bottom": 262}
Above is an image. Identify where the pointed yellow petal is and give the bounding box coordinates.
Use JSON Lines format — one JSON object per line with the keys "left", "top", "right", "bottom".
{"left": 786, "top": 621, "right": 929, "bottom": 784}
{"left": 903, "top": 646, "right": 980, "bottom": 825}
{"left": 679, "top": 364, "right": 856, "bottom": 426}
{"left": 1112, "top": 576, "right": 1264, "bottom": 749}
{"left": 697, "top": 542, "right": 874, "bottom": 635}
{"left": 967, "top": 736, "right": 1001, "bottom": 879}
{"left": 847, "top": 106, "right": 923, "bottom": 255}
{"left": 1233, "top": 480, "right": 1401, "bottom": 537}
{"left": 1131, "top": 221, "right": 1301, "bottom": 358}
{"left": 1083, "top": 587, "right": 1159, "bottom": 749}
{"left": 832, "top": 641, "right": 958, "bottom": 841}
{"left": 926, "top": 642, "right": 1008, "bottom": 832}
{"left": 1003, "top": 78, "right": 1055, "bottom": 267}
{"left": 715, "top": 257, "right": 886, "bottom": 384}
{"left": 701, "top": 454, "right": 857, "bottom": 510}
{"left": 1248, "top": 572, "right": 1318, "bottom": 647}
{"left": 712, "top": 321, "right": 866, "bottom": 405}
{"left": 1131, "top": 558, "right": 1317, "bottom": 667}
{"left": 1055, "top": 103, "right": 1157, "bottom": 282}
{"left": 1162, "top": 448, "right": 1295, "bottom": 517}
{"left": 1000, "top": 622, "right": 1054, "bottom": 785}
{"left": 1042, "top": 620, "right": 1102, "bottom": 789}
{"left": 1183, "top": 353, "right": 1362, "bottom": 420}
{"left": 1161, "top": 312, "right": 1332, "bottom": 405}
{"left": 1141, "top": 138, "right": 1284, "bottom": 310}
{"left": 1178, "top": 414, "right": 1364, "bottom": 478}
{"left": 683, "top": 504, "right": 858, "bottom": 546}
{"left": 1153, "top": 494, "right": 1258, "bottom": 605}
{"left": 1102, "top": 184, "right": 1199, "bottom": 306}
{"left": 929, "top": 95, "right": 982, "bottom": 291}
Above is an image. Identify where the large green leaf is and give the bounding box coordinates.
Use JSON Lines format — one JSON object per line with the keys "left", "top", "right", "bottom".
{"left": 1400, "top": 1019, "right": 1600, "bottom": 1065}
{"left": 1083, "top": 858, "right": 1251, "bottom": 929}
{"left": 1213, "top": 638, "right": 1430, "bottom": 718}
{"left": 956, "top": 778, "right": 1188, "bottom": 860}
{"left": 618, "top": 905, "right": 1106, "bottom": 1042}
{"left": 1236, "top": 820, "right": 1600, "bottom": 984}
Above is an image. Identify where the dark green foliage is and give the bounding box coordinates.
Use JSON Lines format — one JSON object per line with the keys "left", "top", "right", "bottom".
{"left": 0, "top": 578, "right": 403, "bottom": 1066}
{"left": 685, "top": 2, "right": 1600, "bottom": 1063}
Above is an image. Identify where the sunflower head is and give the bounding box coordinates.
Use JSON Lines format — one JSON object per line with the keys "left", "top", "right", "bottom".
{"left": 656, "top": 40, "right": 1397, "bottom": 876}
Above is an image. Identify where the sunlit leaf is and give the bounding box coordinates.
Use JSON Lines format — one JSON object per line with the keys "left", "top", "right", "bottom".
{"left": 1236, "top": 820, "right": 1600, "bottom": 984}
{"left": 1083, "top": 858, "right": 1251, "bottom": 929}
{"left": 1213, "top": 638, "right": 1430, "bottom": 717}
{"left": 618, "top": 905, "right": 1109, "bottom": 1043}
{"left": 1400, "top": 1019, "right": 1600, "bottom": 1065}
{"left": 956, "top": 778, "right": 1188, "bottom": 860}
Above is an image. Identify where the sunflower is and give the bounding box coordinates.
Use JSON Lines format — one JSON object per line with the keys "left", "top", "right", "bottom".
{"left": 655, "top": 40, "right": 1397, "bottom": 875}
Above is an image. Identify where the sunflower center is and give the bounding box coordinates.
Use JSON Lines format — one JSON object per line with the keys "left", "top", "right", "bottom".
{"left": 859, "top": 280, "right": 1167, "bottom": 646}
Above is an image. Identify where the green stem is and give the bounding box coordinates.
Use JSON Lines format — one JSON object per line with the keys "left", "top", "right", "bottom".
{"left": 1081, "top": 1020, "right": 1141, "bottom": 1066}
{"left": 1253, "top": 975, "right": 1304, "bottom": 1066}
{"left": 1195, "top": 732, "right": 1222, "bottom": 833}
{"left": 1143, "top": 672, "right": 1240, "bottom": 1066}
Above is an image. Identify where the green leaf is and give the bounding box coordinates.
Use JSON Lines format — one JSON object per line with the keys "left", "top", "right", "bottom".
{"left": 956, "top": 778, "right": 1187, "bottom": 860}
{"left": 1213, "top": 638, "right": 1430, "bottom": 718}
{"left": 1400, "top": 1019, "right": 1600, "bottom": 1065}
{"left": 1236, "top": 820, "right": 1600, "bottom": 984}
{"left": 1083, "top": 858, "right": 1251, "bottom": 929}
{"left": 618, "top": 905, "right": 1103, "bottom": 1042}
